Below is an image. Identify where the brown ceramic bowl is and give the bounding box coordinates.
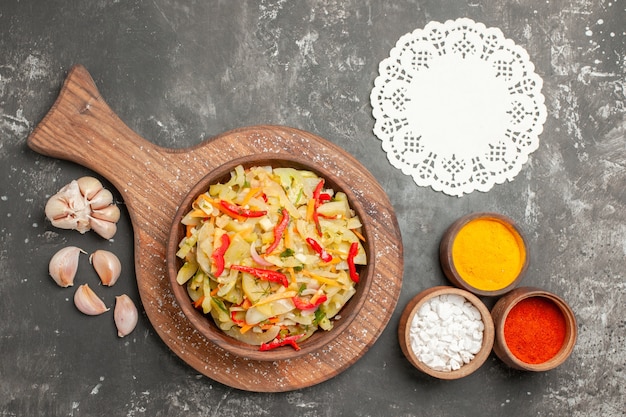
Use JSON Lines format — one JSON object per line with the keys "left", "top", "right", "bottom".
{"left": 440, "top": 212, "right": 529, "bottom": 297}
{"left": 398, "top": 286, "right": 495, "bottom": 379}
{"left": 491, "top": 287, "right": 577, "bottom": 371}
{"left": 166, "top": 154, "right": 375, "bottom": 361}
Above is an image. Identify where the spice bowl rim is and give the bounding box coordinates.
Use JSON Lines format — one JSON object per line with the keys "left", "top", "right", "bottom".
{"left": 491, "top": 286, "right": 577, "bottom": 372}
{"left": 165, "top": 154, "right": 376, "bottom": 361}
{"left": 439, "top": 212, "right": 529, "bottom": 297}
{"left": 398, "top": 285, "right": 495, "bottom": 380}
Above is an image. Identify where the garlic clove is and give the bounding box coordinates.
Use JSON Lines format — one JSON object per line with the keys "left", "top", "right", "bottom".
{"left": 48, "top": 246, "right": 86, "bottom": 287}
{"left": 88, "top": 188, "right": 114, "bottom": 210}
{"left": 114, "top": 294, "right": 138, "bottom": 337}
{"left": 51, "top": 215, "right": 88, "bottom": 232}
{"left": 91, "top": 204, "right": 121, "bottom": 223}
{"left": 74, "top": 284, "right": 109, "bottom": 315}
{"left": 44, "top": 198, "right": 73, "bottom": 221}
{"left": 89, "top": 250, "right": 122, "bottom": 286}
{"left": 89, "top": 217, "right": 118, "bottom": 240}
{"left": 76, "top": 176, "right": 103, "bottom": 200}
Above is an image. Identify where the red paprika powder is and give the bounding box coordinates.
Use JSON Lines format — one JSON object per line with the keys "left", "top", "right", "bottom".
{"left": 503, "top": 296, "right": 566, "bottom": 364}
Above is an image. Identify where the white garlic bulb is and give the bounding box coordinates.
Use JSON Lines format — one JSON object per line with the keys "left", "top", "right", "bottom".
{"left": 89, "top": 250, "right": 121, "bottom": 286}
{"left": 45, "top": 176, "right": 120, "bottom": 239}
{"left": 114, "top": 294, "right": 138, "bottom": 337}
{"left": 48, "top": 246, "right": 86, "bottom": 287}
{"left": 74, "top": 284, "right": 109, "bottom": 315}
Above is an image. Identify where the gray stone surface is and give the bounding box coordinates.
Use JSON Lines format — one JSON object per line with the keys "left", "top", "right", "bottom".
{"left": 1, "top": 1, "right": 624, "bottom": 416}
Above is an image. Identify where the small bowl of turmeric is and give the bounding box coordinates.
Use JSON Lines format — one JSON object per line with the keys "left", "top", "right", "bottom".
{"left": 439, "top": 212, "right": 529, "bottom": 297}
{"left": 491, "top": 287, "right": 577, "bottom": 371}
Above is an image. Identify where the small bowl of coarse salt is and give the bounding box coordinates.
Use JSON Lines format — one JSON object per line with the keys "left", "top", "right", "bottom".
{"left": 398, "top": 286, "right": 495, "bottom": 379}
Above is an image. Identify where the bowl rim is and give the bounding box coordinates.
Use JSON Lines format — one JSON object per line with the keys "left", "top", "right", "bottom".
{"left": 439, "top": 212, "right": 529, "bottom": 297}
{"left": 166, "top": 153, "right": 376, "bottom": 361}
{"left": 491, "top": 286, "right": 578, "bottom": 371}
{"left": 398, "top": 285, "right": 495, "bottom": 380}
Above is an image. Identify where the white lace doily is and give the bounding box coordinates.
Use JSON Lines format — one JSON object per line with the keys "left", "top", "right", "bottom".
{"left": 371, "top": 18, "right": 547, "bottom": 197}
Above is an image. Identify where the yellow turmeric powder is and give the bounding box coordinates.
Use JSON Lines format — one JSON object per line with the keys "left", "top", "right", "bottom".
{"left": 451, "top": 218, "right": 526, "bottom": 291}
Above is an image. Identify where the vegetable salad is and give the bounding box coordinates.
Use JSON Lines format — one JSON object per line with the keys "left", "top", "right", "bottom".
{"left": 175, "top": 165, "right": 366, "bottom": 351}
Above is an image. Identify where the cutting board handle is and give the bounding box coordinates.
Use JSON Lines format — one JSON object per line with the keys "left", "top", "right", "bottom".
{"left": 27, "top": 65, "right": 164, "bottom": 192}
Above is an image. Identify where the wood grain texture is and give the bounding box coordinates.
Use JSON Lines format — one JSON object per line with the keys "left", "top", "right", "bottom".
{"left": 27, "top": 65, "right": 403, "bottom": 392}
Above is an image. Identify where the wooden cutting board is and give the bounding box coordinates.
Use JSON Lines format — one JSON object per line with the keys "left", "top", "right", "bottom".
{"left": 27, "top": 65, "right": 404, "bottom": 392}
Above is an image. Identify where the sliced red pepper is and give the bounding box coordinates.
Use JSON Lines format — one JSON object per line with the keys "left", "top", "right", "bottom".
{"left": 212, "top": 233, "right": 230, "bottom": 276}
{"left": 265, "top": 209, "right": 289, "bottom": 254}
{"left": 347, "top": 241, "right": 360, "bottom": 283}
{"left": 259, "top": 333, "right": 304, "bottom": 351}
{"left": 313, "top": 178, "right": 324, "bottom": 201}
{"left": 312, "top": 179, "right": 325, "bottom": 236}
{"left": 319, "top": 193, "right": 332, "bottom": 202}
{"left": 312, "top": 211, "right": 322, "bottom": 236}
{"left": 305, "top": 237, "right": 333, "bottom": 263}
{"left": 292, "top": 295, "right": 327, "bottom": 311}
{"left": 230, "top": 310, "right": 246, "bottom": 326}
{"left": 219, "top": 200, "right": 267, "bottom": 218}
{"left": 230, "top": 265, "right": 289, "bottom": 287}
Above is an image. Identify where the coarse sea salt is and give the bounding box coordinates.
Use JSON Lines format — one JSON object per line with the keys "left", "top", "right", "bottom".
{"left": 409, "top": 294, "right": 484, "bottom": 372}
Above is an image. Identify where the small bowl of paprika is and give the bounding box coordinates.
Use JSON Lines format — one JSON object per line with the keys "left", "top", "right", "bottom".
{"left": 439, "top": 212, "right": 529, "bottom": 297}
{"left": 491, "top": 287, "right": 577, "bottom": 371}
